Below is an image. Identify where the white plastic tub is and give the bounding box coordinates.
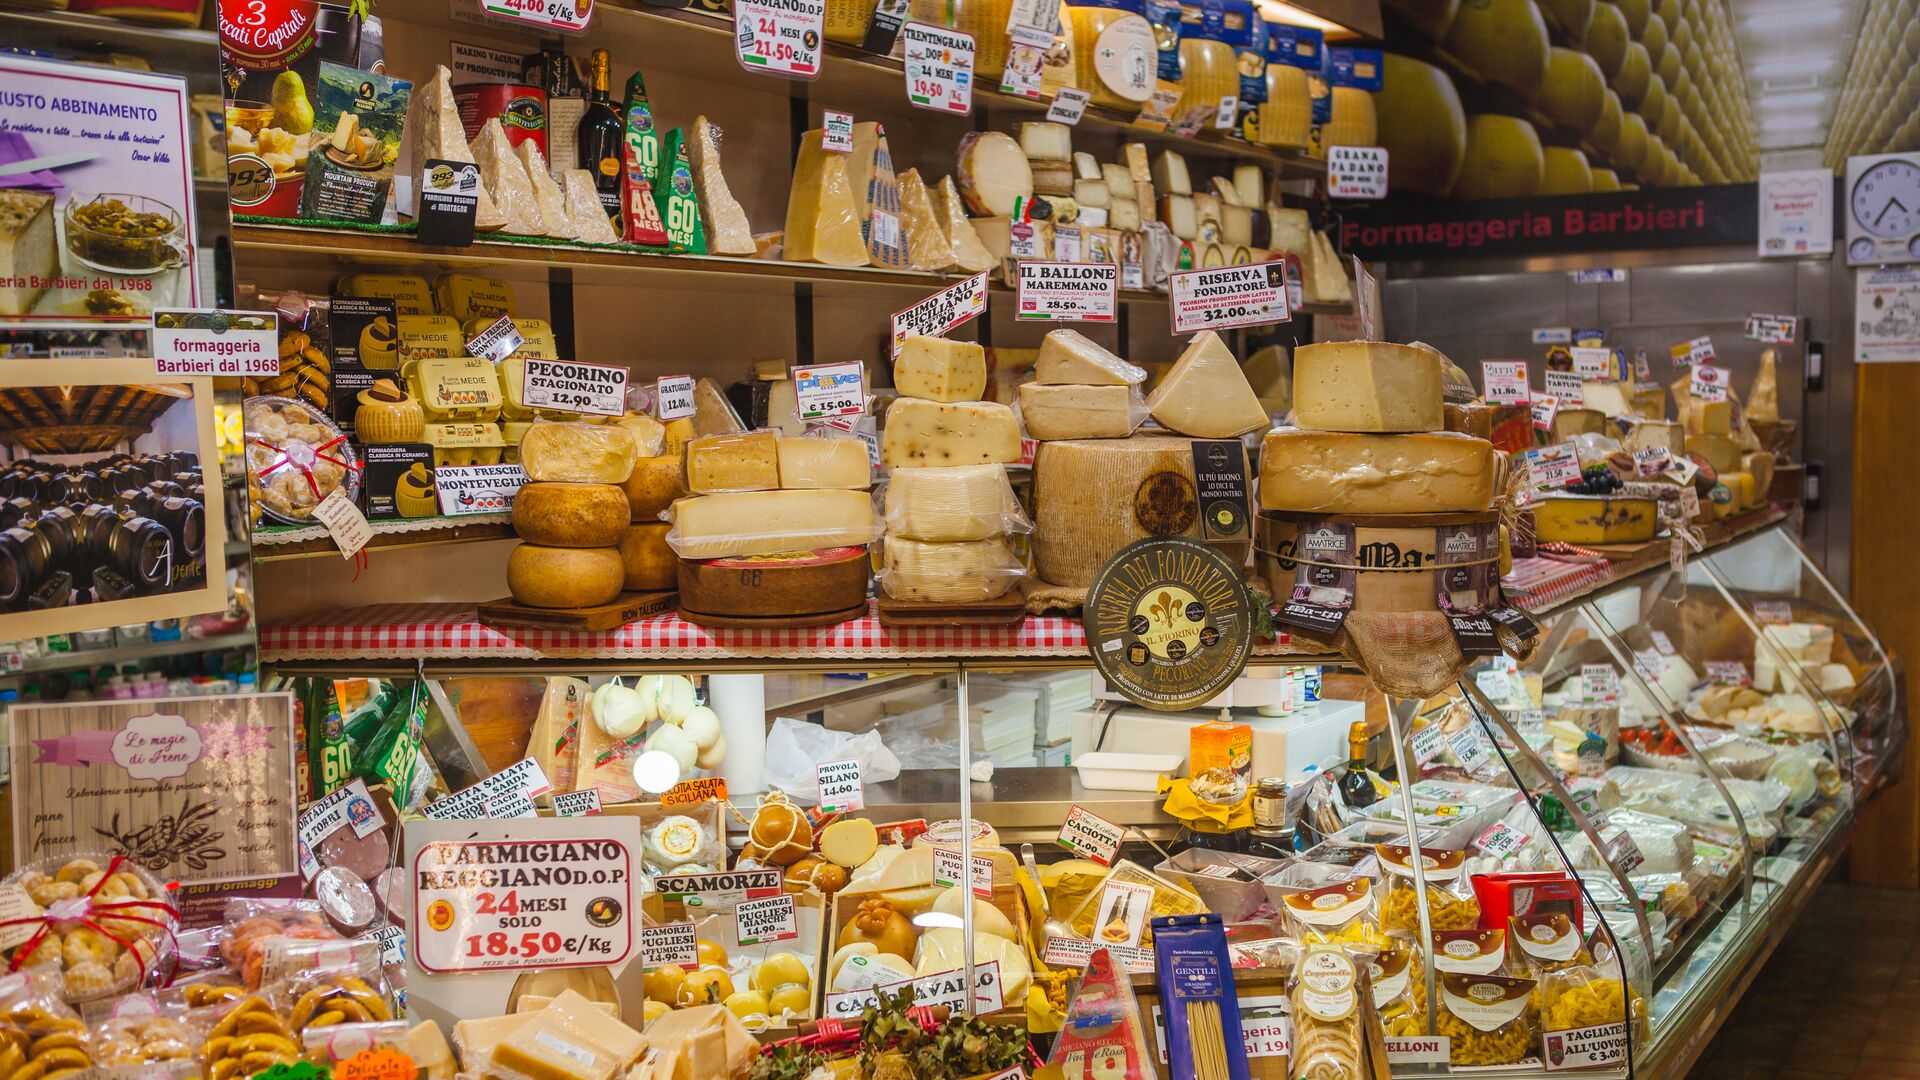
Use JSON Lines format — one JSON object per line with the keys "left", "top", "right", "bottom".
{"left": 1074, "top": 751, "right": 1183, "bottom": 791}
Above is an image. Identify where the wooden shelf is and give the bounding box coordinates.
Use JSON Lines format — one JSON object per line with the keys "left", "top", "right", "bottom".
{"left": 252, "top": 515, "right": 517, "bottom": 563}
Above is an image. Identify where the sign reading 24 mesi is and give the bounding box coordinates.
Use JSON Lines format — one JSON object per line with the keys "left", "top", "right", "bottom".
{"left": 1169, "top": 262, "right": 1291, "bottom": 334}
{"left": 903, "top": 23, "right": 974, "bottom": 114}
{"left": 414, "top": 835, "right": 633, "bottom": 973}
{"left": 735, "top": 0, "right": 825, "bottom": 78}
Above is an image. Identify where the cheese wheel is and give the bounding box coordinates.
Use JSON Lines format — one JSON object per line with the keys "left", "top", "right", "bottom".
{"left": 508, "top": 543, "right": 624, "bottom": 608}
{"left": 622, "top": 454, "right": 686, "bottom": 520}
{"left": 1257, "top": 511, "right": 1501, "bottom": 613}
{"left": 1032, "top": 435, "right": 1250, "bottom": 588}
{"left": 1458, "top": 115, "right": 1544, "bottom": 199}
{"left": 1376, "top": 54, "right": 1468, "bottom": 197}
{"left": 619, "top": 522, "right": 676, "bottom": 591}
{"left": 516, "top": 422, "right": 638, "bottom": 484}
{"left": 883, "top": 464, "right": 1023, "bottom": 542}
{"left": 511, "top": 483, "right": 630, "bottom": 547}
{"left": 677, "top": 547, "right": 871, "bottom": 620}
{"left": 1258, "top": 429, "right": 1496, "bottom": 515}
{"left": 1442, "top": 0, "right": 1549, "bottom": 96}
{"left": 1538, "top": 47, "right": 1607, "bottom": 134}
{"left": 956, "top": 132, "right": 1033, "bottom": 218}
{"left": 880, "top": 536, "right": 1022, "bottom": 602}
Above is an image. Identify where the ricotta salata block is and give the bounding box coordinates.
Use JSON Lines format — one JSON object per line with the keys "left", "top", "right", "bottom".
{"left": 1258, "top": 429, "right": 1497, "bottom": 514}
{"left": 895, "top": 336, "right": 987, "bottom": 402}
{"left": 1034, "top": 329, "right": 1147, "bottom": 385}
{"left": 1146, "top": 330, "right": 1271, "bottom": 438}
{"left": 667, "top": 489, "right": 880, "bottom": 559}
{"left": 880, "top": 399, "right": 1021, "bottom": 468}
{"left": 1291, "top": 341, "right": 1445, "bottom": 432}
{"left": 1017, "top": 383, "right": 1139, "bottom": 439}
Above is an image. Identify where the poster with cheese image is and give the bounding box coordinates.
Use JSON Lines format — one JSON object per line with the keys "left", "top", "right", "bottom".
{"left": 0, "top": 54, "right": 201, "bottom": 325}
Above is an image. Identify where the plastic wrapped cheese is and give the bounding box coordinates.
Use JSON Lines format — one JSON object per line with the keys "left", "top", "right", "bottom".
{"left": 912, "top": 929, "right": 1031, "bottom": 1001}
{"left": 879, "top": 535, "right": 1024, "bottom": 602}
{"left": 882, "top": 464, "right": 1030, "bottom": 541}
{"left": 518, "top": 421, "right": 640, "bottom": 484}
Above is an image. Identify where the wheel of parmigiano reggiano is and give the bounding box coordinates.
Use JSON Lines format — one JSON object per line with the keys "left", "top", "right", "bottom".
{"left": 1537, "top": 47, "right": 1607, "bottom": 133}
{"left": 619, "top": 522, "right": 676, "bottom": 591}
{"left": 511, "top": 483, "right": 630, "bottom": 548}
{"left": 1321, "top": 87, "right": 1378, "bottom": 149}
{"left": 1540, "top": 0, "right": 1592, "bottom": 39}
{"left": 622, "top": 454, "right": 686, "bottom": 521}
{"left": 1032, "top": 435, "right": 1249, "bottom": 588}
{"left": 1639, "top": 11, "right": 1667, "bottom": 67}
{"left": 1656, "top": 94, "right": 1683, "bottom": 145}
{"left": 1592, "top": 90, "right": 1624, "bottom": 154}
{"left": 1541, "top": 147, "right": 1594, "bottom": 194}
{"left": 1585, "top": 2, "right": 1629, "bottom": 76}
{"left": 1442, "top": 0, "right": 1549, "bottom": 97}
{"left": 1639, "top": 74, "right": 1667, "bottom": 133}
{"left": 1377, "top": 54, "right": 1468, "bottom": 197}
{"left": 508, "top": 543, "right": 624, "bottom": 609}
{"left": 1612, "top": 40, "right": 1651, "bottom": 104}
{"left": 1457, "top": 115, "right": 1544, "bottom": 199}
{"left": 1656, "top": 42, "right": 1680, "bottom": 87}
{"left": 1617, "top": 109, "right": 1650, "bottom": 171}
{"left": 1615, "top": 0, "right": 1650, "bottom": 36}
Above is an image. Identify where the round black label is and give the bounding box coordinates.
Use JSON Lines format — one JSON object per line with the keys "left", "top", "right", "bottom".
{"left": 1082, "top": 536, "right": 1253, "bottom": 712}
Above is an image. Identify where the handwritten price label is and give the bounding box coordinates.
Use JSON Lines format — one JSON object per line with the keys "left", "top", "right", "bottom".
{"left": 522, "top": 358, "right": 628, "bottom": 417}
{"left": 902, "top": 23, "right": 974, "bottom": 114}
{"left": 891, "top": 273, "right": 987, "bottom": 357}
{"left": 654, "top": 374, "right": 695, "bottom": 420}
{"left": 734, "top": 0, "right": 824, "bottom": 77}
{"left": 1326, "top": 145, "right": 1389, "bottom": 199}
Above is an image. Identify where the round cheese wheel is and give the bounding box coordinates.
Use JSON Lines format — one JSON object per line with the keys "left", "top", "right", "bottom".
{"left": 1376, "top": 54, "right": 1467, "bottom": 197}
{"left": 507, "top": 543, "right": 624, "bottom": 609}
{"left": 678, "top": 546, "right": 870, "bottom": 620}
{"left": 1541, "top": 147, "right": 1594, "bottom": 194}
{"left": 1585, "top": 1, "right": 1629, "bottom": 77}
{"left": 957, "top": 132, "right": 1034, "bottom": 217}
{"left": 511, "top": 482, "right": 629, "bottom": 547}
{"left": 1538, "top": 0, "right": 1590, "bottom": 38}
{"left": 1612, "top": 41, "right": 1652, "bottom": 105}
{"left": 622, "top": 454, "right": 687, "bottom": 521}
{"left": 1537, "top": 47, "right": 1606, "bottom": 134}
{"left": 1591, "top": 90, "right": 1624, "bottom": 155}
{"left": 1442, "top": 0, "right": 1549, "bottom": 97}
{"left": 619, "top": 522, "right": 676, "bottom": 591}
{"left": 1457, "top": 115, "right": 1544, "bottom": 199}
{"left": 1256, "top": 510, "right": 1501, "bottom": 614}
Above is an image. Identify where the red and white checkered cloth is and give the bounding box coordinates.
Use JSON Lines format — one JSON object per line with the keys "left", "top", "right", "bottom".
{"left": 1503, "top": 550, "right": 1615, "bottom": 610}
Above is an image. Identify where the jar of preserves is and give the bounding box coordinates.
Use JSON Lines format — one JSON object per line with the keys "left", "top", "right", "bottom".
{"left": 1064, "top": 0, "right": 1158, "bottom": 112}
{"left": 911, "top": 0, "right": 1017, "bottom": 78}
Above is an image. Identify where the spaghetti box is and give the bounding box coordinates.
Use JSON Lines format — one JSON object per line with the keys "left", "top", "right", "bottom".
{"left": 1470, "top": 871, "right": 1582, "bottom": 930}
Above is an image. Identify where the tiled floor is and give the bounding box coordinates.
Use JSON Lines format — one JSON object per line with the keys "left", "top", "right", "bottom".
{"left": 1687, "top": 883, "right": 1920, "bottom": 1079}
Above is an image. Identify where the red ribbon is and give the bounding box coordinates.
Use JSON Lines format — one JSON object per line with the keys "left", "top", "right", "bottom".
{"left": 0, "top": 856, "right": 180, "bottom": 981}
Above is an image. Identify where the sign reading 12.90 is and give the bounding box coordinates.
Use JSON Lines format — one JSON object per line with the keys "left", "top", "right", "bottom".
{"left": 479, "top": 0, "right": 593, "bottom": 33}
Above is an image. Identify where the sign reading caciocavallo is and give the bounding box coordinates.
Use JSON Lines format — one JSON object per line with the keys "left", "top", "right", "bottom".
{"left": 1082, "top": 536, "right": 1253, "bottom": 711}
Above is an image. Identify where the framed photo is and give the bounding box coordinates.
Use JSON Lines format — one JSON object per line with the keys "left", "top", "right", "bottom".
{"left": 0, "top": 357, "right": 229, "bottom": 640}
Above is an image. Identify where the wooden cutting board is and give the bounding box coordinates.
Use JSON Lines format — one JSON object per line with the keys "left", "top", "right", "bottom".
{"left": 477, "top": 590, "right": 677, "bottom": 631}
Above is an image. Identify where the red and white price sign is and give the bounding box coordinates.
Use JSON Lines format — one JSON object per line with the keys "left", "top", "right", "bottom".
{"left": 734, "top": 894, "right": 799, "bottom": 945}
{"left": 654, "top": 374, "right": 695, "bottom": 419}
{"left": 478, "top": 0, "right": 593, "bottom": 33}
{"left": 640, "top": 920, "right": 699, "bottom": 968}
{"left": 1326, "top": 145, "right": 1389, "bottom": 199}
{"left": 734, "top": 0, "right": 824, "bottom": 78}
{"left": 413, "top": 836, "right": 633, "bottom": 973}
{"left": 1529, "top": 393, "right": 1559, "bottom": 433}
{"left": 816, "top": 758, "right": 864, "bottom": 812}
{"left": 1527, "top": 443, "right": 1581, "bottom": 493}
{"left": 891, "top": 272, "right": 987, "bottom": 357}
{"left": 1483, "top": 361, "right": 1530, "bottom": 404}
{"left": 1168, "top": 261, "right": 1290, "bottom": 333}
{"left": 902, "top": 23, "right": 974, "bottom": 114}
{"left": 1691, "top": 363, "right": 1729, "bottom": 402}
{"left": 931, "top": 847, "right": 995, "bottom": 897}
{"left": 1056, "top": 805, "right": 1126, "bottom": 865}
{"left": 522, "top": 358, "right": 629, "bottom": 417}
{"left": 1475, "top": 821, "right": 1532, "bottom": 860}
{"left": 1670, "top": 335, "right": 1716, "bottom": 366}
{"left": 1017, "top": 262, "right": 1118, "bottom": 322}
{"left": 1543, "top": 369, "right": 1584, "bottom": 406}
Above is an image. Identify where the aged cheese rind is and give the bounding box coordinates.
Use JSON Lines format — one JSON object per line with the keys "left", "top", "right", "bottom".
{"left": 1017, "top": 382, "right": 1139, "bottom": 439}
{"left": 1686, "top": 432, "right": 1740, "bottom": 474}
{"left": 678, "top": 546, "right": 871, "bottom": 618}
{"left": 507, "top": 544, "right": 625, "bottom": 608}
{"left": 1624, "top": 419, "right": 1685, "bottom": 456}
{"left": 687, "top": 430, "right": 782, "bottom": 493}
{"left": 957, "top": 132, "right": 1034, "bottom": 217}
{"left": 881, "top": 536, "right": 1023, "bottom": 602}
{"left": 1034, "top": 329, "right": 1146, "bottom": 385}
{"left": 668, "top": 490, "right": 881, "bottom": 559}
{"left": 882, "top": 464, "right": 1025, "bottom": 541}
{"left": 519, "top": 422, "right": 639, "bottom": 484}
{"left": 785, "top": 130, "right": 871, "bottom": 266}
{"left": 690, "top": 115, "right": 756, "bottom": 255}
{"left": 1292, "top": 341, "right": 1446, "bottom": 432}
{"left": 559, "top": 170, "right": 619, "bottom": 243}
{"left": 471, "top": 117, "right": 545, "bottom": 236}
{"left": 1257, "top": 429, "right": 1497, "bottom": 514}
{"left": 897, "top": 168, "right": 957, "bottom": 272}
{"left": 1031, "top": 435, "right": 1245, "bottom": 588}
{"left": 895, "top": 336, "right": 987, "bottom": 402}
{"left": 1532, "top": 494, "right": 1658, "bottom": 543}
{"left": 848, "top": 121, "right": 909, "bottom": 268}
{"left": 1146, "top": 330, "right": 1270, "bottom": 438}
{"left": 515, "top": 139, "right": 570, "bottom": 237}
{"left": 619, "top": 522, "right": 676, "bottom": 591}
{"left": 622, "top": 454, "right": 686, "bottom": 520}
{"left": 880, "top": 399, "right": 1021, "bottom": 468}
{"left": 512, "top": 483, "right": 630, "bottom": 547}
{"left": 1550, "top": 408, "right": 1609, "bottom": 441}
{"left": 776, "top": 436, "right": 872, "bottom": 489}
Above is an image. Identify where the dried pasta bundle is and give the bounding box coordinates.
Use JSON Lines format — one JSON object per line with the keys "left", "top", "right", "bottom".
{"left": 1375, "top": 844, "right": 1480, "bottom": 932}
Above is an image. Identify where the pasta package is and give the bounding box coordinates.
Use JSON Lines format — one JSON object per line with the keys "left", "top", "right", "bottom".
{"left": 1540, "top": 963, "right": 1648, "bottom": 1048}
{"left": 1277, "top": 878, "right": 1382, "bottom": 946}
{"left": 1288, "top": 943, "right": 1389, "bottom": 1080}
{"left": 1509, "top": 913, "right": 1592, "bottom": 977}
{"left": 1436, "top": 972, "right": 1536, "bottom": 1067}
{"left": 1151, "top": 914, "right": 1250, "bottom": 1080}
{"left": 1431, "top": 928, "right": 1510, "bottom": 977}
{"left": 1369, "top": 938, "right": 1423, "bottom": 1037}
{"left": 1375, "top": 844, "right": 1480, "bottom": 932}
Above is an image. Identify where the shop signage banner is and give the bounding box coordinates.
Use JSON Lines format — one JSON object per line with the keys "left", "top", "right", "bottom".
{"left": 1757, "top": 169, "right": 1835, "bottom": 257}
{"left": 1338, "top": 184, "right": 1761, "bottom": 260}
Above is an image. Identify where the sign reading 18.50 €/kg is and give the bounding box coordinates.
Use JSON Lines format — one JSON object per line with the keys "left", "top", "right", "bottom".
{"left": 1017, "top": 262, "right": 1118, "bottom": 322}
{"left": 734, "top": 0, "right": 825, "bottom": 78}
{"left": 413, "top": 835, "right": 633, "bottom": 973}
{"left": 479, "top": 0, "right": 593, "bottom": 35}
{"left": 902, "top": 23, "right": 974, "bottom": 114}
{"left": 1168, "top": 261, "right": 1290, "bottom": 334}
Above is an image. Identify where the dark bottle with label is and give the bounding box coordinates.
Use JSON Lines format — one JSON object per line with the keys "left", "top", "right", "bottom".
{"left": 1246, "top": 777, "right": 1292, "bottom": 859}
{"left": 1338, "top": 720, "right": 1380, "bottom": 809}
{"left": 577, "top": 49, "right": 624, "bottom": 227}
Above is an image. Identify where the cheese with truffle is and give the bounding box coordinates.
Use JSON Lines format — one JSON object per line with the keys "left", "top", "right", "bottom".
{"left": 1292, "top": 341, "right": 1444, "bottom": 432}
{"left": 1034, "top": 329, "right": 1146, "bottom": 385}
{"left": 687, "top": 430, "right": 781, "bottom": 493}
{"left": 881, "top": 536, "right": 1023, "bottom": 602}
{"left": 1146, "top": 331, "right": 1270, "bottom": 438}
{"left": 1258, "top": 429, "right": 1496, "bottom": 514}
{"left": 895, "top": 336, "right": 987, "bottom": 402}
{"left": 668, "top": 490, "right": 879, "bottom": 559}
{"left": 883, "top": 464, "right": 1023, "bottom": 541}
{"left": 1018, "top": 383, "right": 1138, "bottom": 439}
{"left": 776, "top": 436, "right": 872, "bottom": 489}
{"left": 880, "top": 399, "right": 1021, "bottom": 467}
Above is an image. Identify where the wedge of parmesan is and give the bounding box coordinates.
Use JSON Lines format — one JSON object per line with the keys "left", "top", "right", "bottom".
{"left": 470, "top": 118, "right": 545, "bottom": 236}
{"left": 514, "top": 139, "right": 569, "bottom": 238}
{"left": 409, "top": 65, "right": 504, "bottom": 230}
{"left": 932, "top": 175, "right": 996, "bottom": 274}
{"left": 690, "top": 115, "right": 755, "bottom": 255}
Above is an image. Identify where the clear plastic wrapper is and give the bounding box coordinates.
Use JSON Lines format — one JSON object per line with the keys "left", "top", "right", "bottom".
{"left": 0, "top": 968, "right": 91, "bottom": 1077}
{"left": 1538, "top": 961, "right": 1648, "bottom": 1043}
{"left": 245, "top": 396, "right": 362, "bottom": 524}
{"left": 1, "top": 852, "right": 176, "bottom": 1002}
{"left": 1375, "top": 844, "right": 1479, "bottom": 932}
{"left": 877, "top": 535, "right": 1027, "bottom": 603}
{"left": 1270, "top": 868, "right": 1383, "bottom": 947}
{"left": 775, "top": 431, "right": 872, "bottom": 490}
{"left": 1507, "top": 912, "right": 1591, "bottom": 977}
{"left": 91, "top": 1006, "right": 199, "bottom": 1068}
{"left": 1604, "top": 766, "right": 1790, "bottom": 850}
{"left": 266, "top": 938, "right": 395, "bottom": 1044}
{"left": 1288, "top": 942, "right": 1378, "bottom": 1079}
{"left": 664, "top": 489, "right": 883, "bottom": 560}
{"left": 1062, "top": 860, "right": 1206, "bottom": 948}
{"left": 1015, "top": 382, "right": 1152, "bottom": 440}
{"left": 299, "top": 1019, "right": 411, "bottom": 1066}
{"left": 518, "top": 420, "right": 640, "bottom": 484}
{"left": 880, "top": 463, "right": 1031, "bottom": 542}
{"left": 1370, "top": 936, "right": 1424, "bottom": 1036}
{"left": 1430, "top": 927, "right": 1510, "bottom": 978}
{"left": 220, "top": 899, "right": 344, "bottom": 989}
{"left": 187, "top": 991, "right": 301, "bottom": 1078}
{"left": 1435, "top": 971, "right": 1536, "bottom": 1066}
{"left": 1154, "top": 849, "right": 1287, "bottom": 922}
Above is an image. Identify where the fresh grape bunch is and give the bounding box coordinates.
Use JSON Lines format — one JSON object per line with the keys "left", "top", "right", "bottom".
{"left": 1565, "top": 464, "right": 1623, "bottom": 495}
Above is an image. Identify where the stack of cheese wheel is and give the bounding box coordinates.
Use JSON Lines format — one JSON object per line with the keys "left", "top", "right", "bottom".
{"left": 1259, "top": 341, "right": 1507, "bottom": 696}
{"left": 507, "top": 422, "right": 642, "bottom": 609}
{"left": 878, "top": 336, "right": 1027, "bottom": 604}
{"left": 666, "top": 427, "right": 879, "bottom": 624}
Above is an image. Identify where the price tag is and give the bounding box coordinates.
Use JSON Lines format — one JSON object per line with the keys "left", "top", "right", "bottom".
{"left": 433, "top": 462, "right": 526, "bottom": 516}
{"left": 822, "top": 110, "right": 854, "bottom": 152}
{"left": 1633, "top": 447, "right": 1673, "bottom": 476}
{"left": 1168, "top": 261, "right": 1290, "bottom": 334}
{"left": 412, "top": 833, "right": 633, "bottom": 973}
{"left": 1474, "top": 668, "right": 1513, "bottom": 702}
{"left": 416, "top": 159, "right": 481, "bottom": 247}
{"left": 654, "top": 374, "right": 696, "bottom": 420}
{"left": 522, "top": 359, "right": 629, "bottom": 417}
{"left": 892, "top": 273, "right": 988, "bottom": 357}
{"left": 793, "top": 361, "right": 867, "bottom": 421}
{"left": 1039, "top": 935, "right": 1156, "bottom": 973}
{"left": 654, "top": 869, "right": 782, "bottom": 910}
{"left": 1132, "top": 80, "right": 1183, "bottom": 131}
{"left": 1651, "top": 630, "right": 1676, "bottom": 656}
{"left": 1474, "top": 821, "right": 1531, "bottom": 860}
{"left": 552, "top": 789, "right": 602, "bottom": 817}
{"left": 1632, "top": 349, "right": 1653, "bottom": 384}
{"left": 1580, "top": 663, "right": 1620, "bottom": 704}
{"left": 1529, "top": 392, "right": 1559, "bottom": 433}
{"left": 1691, "top": 363, "right": 1729, "bottom": 402}
{"left": 1745, "top": 313, "right": 1798, "bottom": 344}
{"left": 1326, "top": 146, "right": 1389, "bottom": 199}
{"left": 1016, "top": 261, "right": 1118, "bottom": 322}
{"left": 1543, "top": 369, "right": 1584, "bottom": 406}
{"left": 1409, "top": 722, "right": 1447, "bottom": 765}
{"left": 734, "top": 0, "right": 825, "bottom": 77}
{"left": 312, "top": 489, "right": 373, "bottom": 560}
{"left": 149, "top": 308, "right": 279, "bottom": 377}
{"left": 816, "top": 758, "right": 863, "bottom": 812}
{"left": 1526, "top": 443, "right": 1581, "bottom": 493}
{"left": 1542, "top": 1022, "right": 1630, "bottom": 1070}
{"left": 1046, "top": 87, "right": 1091, "bottom": 124}
{"left": 640, "top": 920, "right": 699, "bottom": 968}
{"left": 1213, "top": 94, "right": 1238, "bottom": 129}
{"left": 464, "top": 314, "right": 524, "bottom": 364}
{"left": 1447, "top": 726, "right": 1488, "bottom": 770}
{"left": 1705, "top": 660, "right": 1751, "bottom": 687}
{"left": 660, "top": 777, "right": 728, "bottom": 806}
{"left": 734, "top": 894, "right": 799, "bottom": 945}
{"left": 823, "top": 961, "right": 1004, "bottom": 1017}
{"left": 1385, "top": 1036, "right": 1451, "bottom": 1065}
{"left": 1056, "top": 805, "right": 1126, "bottom": 865}
{"left": 478, "top": 0, "right": 593, "bottom": 33}
{"left": 1670, "top": 335, "right": 1716, "bottom": 366}
{"left": 1483, "top": 361, "right": 1529, "bottom": 404}
{"left": 1353, "top": 255, "right": 1378, "bottom": 340}
{"left": 1678, "top": 485, "right": 1701, "bottom": 519}
{"left": 903, "top": 23, "right": 975, "bottom": 114}
{"left": 1632, "top": 648, "right": 1664, "bottom": 680}
{"left": 1753, "top": 599, "right": 1794, "bottom": 624}
{"left": 1607, "top": 829, "right": 1646, "bottom": 875}
{"left": 1570, "top": 346, "right": 1612, "bottom": 378}
{"left": 931, "top": 847, "right": 995, "bottom": 897}
{"left": 423, "top": 758, "right": 555, "bottom": 820}
{"left": 1000, "top": 24, "right": 1055, "bottom": 98}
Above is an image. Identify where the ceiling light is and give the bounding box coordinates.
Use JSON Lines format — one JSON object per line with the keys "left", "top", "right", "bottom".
{"left": 1257, "top": 1, "right": 1354, "bottom": 35}
{"left": 1741, "top": 7, "right": 1848, "bottom": 32}
{"left": 1740, "top": 53, "right": 1841, "bottom": 79}
{"left": 1756, "top": 91, "right": 1831, "bottom": 112}
{"left": 1760, "top": 111, "right": 1826, "bottom": 131}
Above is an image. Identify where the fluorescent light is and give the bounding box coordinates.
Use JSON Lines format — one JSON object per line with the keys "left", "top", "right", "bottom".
{"left": 1739, "top": 52, "right": 1841, "bottom": 79}
{"left": 1756, "top": 90, "right": 1831, "bottom": 112}
{"left": 1741, "top": 7, "right": 1847, "bottom": 32}
{"left": 1760, "top": 111, "right": 1826, "bottom": 131}
{"left": 1257, "top": 1, "right": 1352, "bottom": 34}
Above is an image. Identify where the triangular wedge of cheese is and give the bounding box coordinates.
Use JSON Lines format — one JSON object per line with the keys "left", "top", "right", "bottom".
{"left": 1035, "top": 328, "right": 1146, "bottom": 385}
{"left": 784, "top": 129, "right": 871, "bottom": 266}
{"left": 897, "top": 168, "right": 955, "bottom": 272}
{"left": 411, "top": 65, "right": 503, "bottom": 230}
{"left": 514, "top": 139, "right": 569, "bottom": 238}
{"left": 559, "top": 169, "right": 618, "bottom": 243}
{"left": 1309, "top": 229, "right": 1352, "bottom": 303}
{"left": 848, "top": 122, "right": 910, "bottom": 269}
{"left": 1147, "top": 329, "right": 1271, "bottom": 438}
{"left": 689, "top": 115, "right": 755, "bottom": 255}
{"left": 932, "top": 175, "right": 996, "bottom": 273}
{"left": 470, "top": 118, "right": 545, "bottom": 236}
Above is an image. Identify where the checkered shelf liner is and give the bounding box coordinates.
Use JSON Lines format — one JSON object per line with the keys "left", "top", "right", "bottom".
{"left": 1503, "top": 551, "right": 1615, "bottom": 608}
